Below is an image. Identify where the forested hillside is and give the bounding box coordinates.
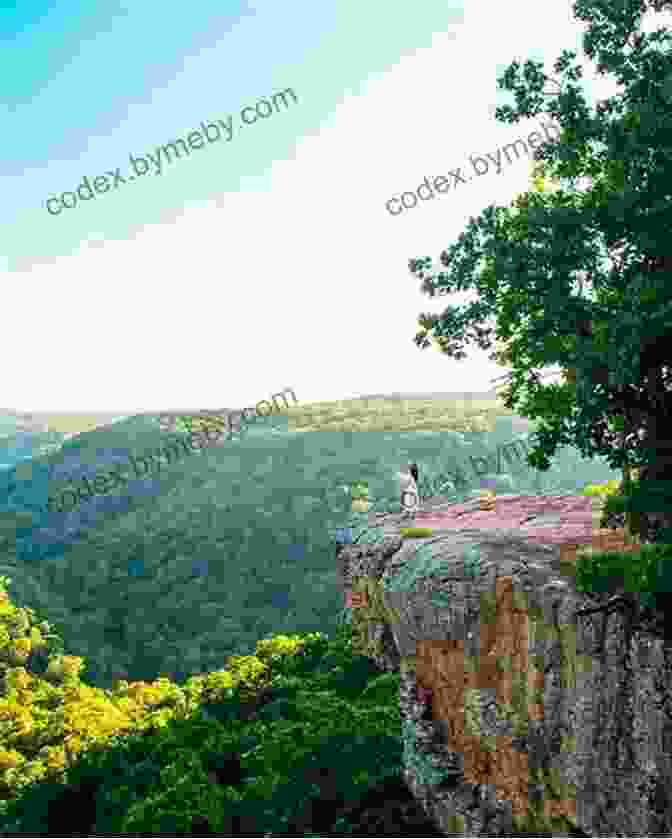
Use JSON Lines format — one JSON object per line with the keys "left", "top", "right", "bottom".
{"left": 0, "top": 397, "right": 621, "bottom": 691}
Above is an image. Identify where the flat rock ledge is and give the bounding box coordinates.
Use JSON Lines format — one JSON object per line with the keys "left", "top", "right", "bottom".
{"left": 336, "top": 497, "right": 672, "bottom": 837}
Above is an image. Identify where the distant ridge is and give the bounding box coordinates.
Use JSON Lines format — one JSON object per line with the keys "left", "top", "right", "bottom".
{"left": 0, "top": 412, "right": 51, "bottom": 433}
{"left": 0, "top": 412, "right": 130, "bottom": 436}
{"left": 347, "top": 391, "right": 506, "bottom": 402}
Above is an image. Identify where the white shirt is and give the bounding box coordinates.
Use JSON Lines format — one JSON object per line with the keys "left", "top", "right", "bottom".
{"left": 398, "top": 470, "right": 419, "bottom": 513}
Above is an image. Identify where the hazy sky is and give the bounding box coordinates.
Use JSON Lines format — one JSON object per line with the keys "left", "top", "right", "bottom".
{"left": 3, "top": 0, "right": 669, "bottom": 411}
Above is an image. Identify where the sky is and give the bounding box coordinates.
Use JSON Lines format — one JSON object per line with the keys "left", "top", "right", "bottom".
{"left": 2, "top": 0, "right": 670, "bottom": 412}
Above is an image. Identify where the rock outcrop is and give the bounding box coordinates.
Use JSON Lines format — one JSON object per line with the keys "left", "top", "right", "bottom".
{"left": 336, "top": 495, "right": 672, "bottom": 836}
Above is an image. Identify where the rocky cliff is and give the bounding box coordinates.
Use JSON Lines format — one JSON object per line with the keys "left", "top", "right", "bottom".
{"left": 336, "top": 495, "right": 672, "bottom": 836}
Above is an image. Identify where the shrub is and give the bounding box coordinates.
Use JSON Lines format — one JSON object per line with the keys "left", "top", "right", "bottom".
{"left": 575, "top": 541, "right": 672, "bottom": 614}
{"left": 619, "top": 479, "right": 672, "bottom": 542}
{"left": 580, "top": 477, "right": 654, "bottom": 541}
{"left": 586, "top": 473, "right": 672, "bottom": 544}
{"left": 358, "top": 672, "right": 400, "bottom": 707}
{"left": 255, "top": 633, "right": 307, "bottom": 662}
{"left": 579, "top": 479, "right": 621, "bottom": 498}
{"left": 399, "top": 527, "right": 433, "bottom": 538}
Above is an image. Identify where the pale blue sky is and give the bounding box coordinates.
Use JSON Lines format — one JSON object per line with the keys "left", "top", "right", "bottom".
{"left": 2, "top": 0, "right": 668, "bottom": 410}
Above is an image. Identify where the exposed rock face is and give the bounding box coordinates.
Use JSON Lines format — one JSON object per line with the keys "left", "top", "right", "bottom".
{"left": 337, "top": 495, "right": 672, "bottom": 836}
{"left": 336, "top": 534, "right": 404, "bottom": 672}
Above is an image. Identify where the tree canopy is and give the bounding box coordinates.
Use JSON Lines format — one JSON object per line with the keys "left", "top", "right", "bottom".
{"left": 409, "top": 0, "right": 672, "bottom": 540}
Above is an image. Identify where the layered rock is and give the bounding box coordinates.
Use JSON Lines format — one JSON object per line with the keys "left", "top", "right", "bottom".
{"left": 336, "top": 495, "right": 672, "bottom": 836}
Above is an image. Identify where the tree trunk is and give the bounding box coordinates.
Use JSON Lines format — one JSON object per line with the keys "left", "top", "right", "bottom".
{"left": 634, "top": 463, "right": 672, "bottom": 545}
{"left": 631, "top": 369, "right": 672, "bottom": 544}
{"left": 574, "top": 306, "right": 672, "bottom": 544}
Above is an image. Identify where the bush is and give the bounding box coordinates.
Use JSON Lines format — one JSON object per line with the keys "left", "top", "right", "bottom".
{"left": 580, "top": 476, "right": 654, "bottom": 541}
{"left": 587, "top": 474, "right": 672, "bottom": 544}
{"left": 399, "top": 527, "right": 433, "bottom": 539}
{"left": 618, "top": 479, "right": 672, "bottom": 540}
{"left": 575, "top": 541, "right": 672, "bottom": 614}
{"left": 579, "top": 479, "right": 621, "bottom": 499}
{"left": 358, "top": 673, "right": 400, "bottom": 707}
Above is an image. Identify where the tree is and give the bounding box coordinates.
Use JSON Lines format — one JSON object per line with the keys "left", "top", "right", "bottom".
{"left": 409, "top": 0, "right": 672, "bottom": 543}
{"left": 493, "top": 162, "right": 643, "bottom": 502}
